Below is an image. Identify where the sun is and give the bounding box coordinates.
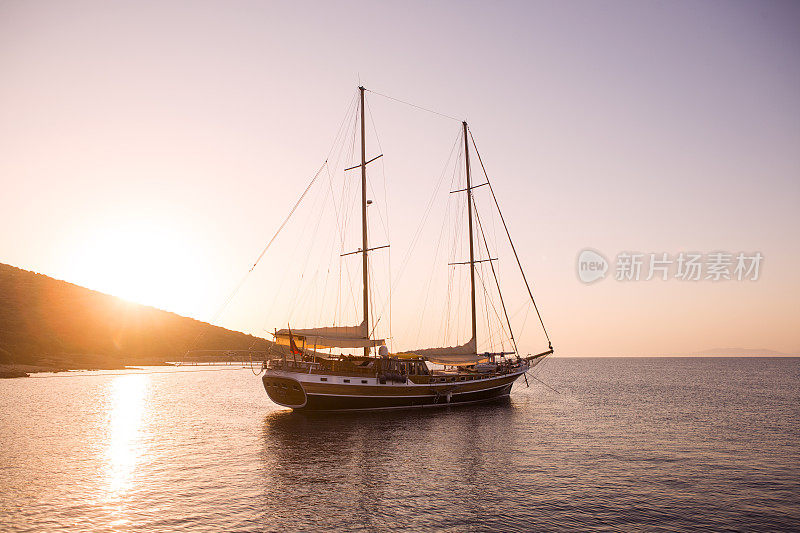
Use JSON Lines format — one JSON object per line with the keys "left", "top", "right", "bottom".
{"left": 66, "top": 218, "right": 209, "bottom": 317}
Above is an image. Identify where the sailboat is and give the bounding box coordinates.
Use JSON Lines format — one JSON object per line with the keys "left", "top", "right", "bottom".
{"left": 261, "top": 86, "right": 553, "bottom": 411}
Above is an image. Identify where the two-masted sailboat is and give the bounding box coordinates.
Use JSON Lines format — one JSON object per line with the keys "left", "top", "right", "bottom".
{"left": 261, "top": 86, "right": 553, "bottom": 411}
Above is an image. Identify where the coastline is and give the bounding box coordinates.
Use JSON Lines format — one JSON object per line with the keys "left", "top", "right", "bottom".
{"left": 0, "top": 362, "right": 169, "bottom": 378}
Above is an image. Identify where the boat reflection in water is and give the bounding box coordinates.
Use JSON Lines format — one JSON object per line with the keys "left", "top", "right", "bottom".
{"left": 259, "top": 398, "right": 525, "bottom": 530}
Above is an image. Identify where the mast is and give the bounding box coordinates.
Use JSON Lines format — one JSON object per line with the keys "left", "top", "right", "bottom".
{"left": 463, "top": 121, "right": 477, "bottom": 348}
{"left": 360, "top": 86, "right": 370, "bottom": 357}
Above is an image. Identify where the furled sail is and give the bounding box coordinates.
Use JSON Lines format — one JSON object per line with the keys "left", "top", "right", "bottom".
{"left": 274, "top": 325, "right": 384, "bottom": 350}
{"left": 406, "top": 338, "right": 489, "bottom": 365}
{"left": 422, "top": 354, "right": 491, "bottom": 366}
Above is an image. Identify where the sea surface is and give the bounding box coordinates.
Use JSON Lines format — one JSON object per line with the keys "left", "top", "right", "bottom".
{"left": 1, "top": 358, "right": 798, "bottom": 532}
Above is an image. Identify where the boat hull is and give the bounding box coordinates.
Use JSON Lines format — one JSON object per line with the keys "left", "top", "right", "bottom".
{"left": 301, "top": 382, "right": 514, "bottom": 411}
{"left": 262, "top": 370, "right": 524, "bottom": 412}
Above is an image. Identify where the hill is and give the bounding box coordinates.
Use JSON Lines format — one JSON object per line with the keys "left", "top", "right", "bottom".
{"left": 0, "top": 263, "right": 271, "bottom": 371}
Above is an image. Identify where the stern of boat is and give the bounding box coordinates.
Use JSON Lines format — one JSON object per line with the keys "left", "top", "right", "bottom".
{"left": 262, "top": 374, "right": 307, "bottom": 409}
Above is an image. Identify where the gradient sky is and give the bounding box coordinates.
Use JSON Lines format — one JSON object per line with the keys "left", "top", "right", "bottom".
{"left": 1, "top": 1, "right": 798, "bottom": 356}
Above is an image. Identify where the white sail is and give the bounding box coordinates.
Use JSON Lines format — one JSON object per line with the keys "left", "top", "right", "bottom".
{"left": 422, "top": 354, "right": 491, "bottom": 366}
{"left": 406, "top": 338, "right": 490, "bottom": 365}
{"left": 274, "top": 324, "right": 384, "bottom": 350}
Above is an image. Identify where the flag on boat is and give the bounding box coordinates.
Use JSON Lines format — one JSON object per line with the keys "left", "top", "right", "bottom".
{"left": 287, "top": 326, "right": 303, "bottom": 355}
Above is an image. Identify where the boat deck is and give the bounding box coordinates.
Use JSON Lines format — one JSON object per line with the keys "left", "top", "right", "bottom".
{"left": 265, "top": 356, "right": 526, "bottom": 385}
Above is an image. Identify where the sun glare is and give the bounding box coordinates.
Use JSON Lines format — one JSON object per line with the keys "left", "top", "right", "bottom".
{"left": 104, "top": 374, "right": 149, "bottom": 500}
{"left": 66, "top": 218, "right": 209, "bottom": 317}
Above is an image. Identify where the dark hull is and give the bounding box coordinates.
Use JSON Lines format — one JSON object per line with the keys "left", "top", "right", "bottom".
{"left": 293, "top": 381, "right": 515, "bottom": 412}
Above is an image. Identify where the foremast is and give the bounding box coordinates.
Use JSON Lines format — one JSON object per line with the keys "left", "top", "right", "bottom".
{"left": 359, "top": 86, "right": 370, "bottom": 357}
{"left": 272, "top": 87, "right": 386, "bottom": 359}
{"left": 463, "top": 121, "right": 478, "bottom": 351}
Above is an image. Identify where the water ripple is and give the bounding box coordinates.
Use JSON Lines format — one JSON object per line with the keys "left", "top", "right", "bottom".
{"left": 1, "top": 358, "right": 798, "bottom": 531}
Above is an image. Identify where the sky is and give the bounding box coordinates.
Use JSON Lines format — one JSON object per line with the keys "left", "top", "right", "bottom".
{"left": 1, "top": 0, "right": 798, "bottom": 356}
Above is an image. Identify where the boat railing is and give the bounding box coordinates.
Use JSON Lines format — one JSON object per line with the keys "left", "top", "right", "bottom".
{"left": 266, "top": 357, "right": 525, "bottom": 379}
{"left": 267, "top": 360, "right": 321, "bottom": 373}
{"left": 266, "top": 358, "right": 377, "bottom": 376}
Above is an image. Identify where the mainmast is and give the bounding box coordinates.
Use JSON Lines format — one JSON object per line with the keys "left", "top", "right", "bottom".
{"left": 359, "top": 86, "right": 370, "bottom": 357}
{"left": 463, "top": 121, "right": 477, "bottom": 348}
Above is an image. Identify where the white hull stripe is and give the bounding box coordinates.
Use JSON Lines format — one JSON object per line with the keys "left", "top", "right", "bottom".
{"left": 304, "top": 382, "right": 512, "bottom": 399}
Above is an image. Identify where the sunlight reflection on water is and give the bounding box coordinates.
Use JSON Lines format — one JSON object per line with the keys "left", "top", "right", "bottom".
{"left": 103, "top": 375, "right": 149, "bottom": 524}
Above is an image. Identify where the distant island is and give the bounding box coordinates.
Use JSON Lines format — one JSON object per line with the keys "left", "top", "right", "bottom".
{"left": 0, "top": 263, "right": 278, "bottom": 377}
{"left": 690, "top": 348, "right": 799, "bottom": 357}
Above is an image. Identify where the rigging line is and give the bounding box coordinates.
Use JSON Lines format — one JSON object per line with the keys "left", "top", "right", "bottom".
{"left": 370, "top": 104, "right": 392, "bottom": 247}
{"left": 366, "top": 253, "right": 385, "bottom": 334}
{"left": 367, "top": 258, "right": 390, "bottom": 340}
{"left": 370, "top": 128, "right": 462, "bottom": 332}
{"left": 474, "top": 200, "right": 519, "bottom": 357}
{"left": 246, "top": 161, "right": 327, "bottom": 276}
{"left": 415, "top": 154, "right": 460, "bottom": 348}
{"left": 335, "top": 110, "right": 363, "bottom": 321}
{"left": 474, "top": 265, "right": 510, "bottom": 349}
{"left": 208, "top": 96, "right": 357, "bottom": 346}
{"left": 451, "top": 153, "right": 466, "bottom": 348}
{"left": 288, "top": 188, "right": 331, "bottom": 320}
{"left": 327, "top": 93, "right": 359, "bottom": 163}
{"left": 316, "top": 234, "right": 336, "bottom": 326}
{"left": 472, "top": 204, "right": 498, "bottom": 352}
{"left": 328, "top": 101, "right": 358, "bottom": 190}
{"left": 365, "top": 99, "right": 393, "bottom": 347}
{"left": 365, "top": 88, "right": 462, "bottom": 122}
{"left": 366, "top": 178, "right": 389, "bottom": 238}
{"left": 468, "top": 127, "right": 552, "bottom": 346}
{"left": 387, "top": 245, "right": 392, "bottom": 352}
{"left": 478, "top": 266, "right": 506, "bottom": 351}
{"left": 474, "top": 267, "right": 497, "bottom": 352}
{"left": 413, "top": 195, "right": 448, "bottom": 348}
{"left": 326, "top": 103, "right": 354, "bottom": 326}
{"left": 322, "top": 94, "right": 359, "bottom": 322}
{"left": 367, "top": 261, "right": 387, "bottom": 342}
{"left": 396, "top": 128, "right": 460, "bottom": 281}
{"left": 525, "top": 369, "right": 562, "bottom": 394}
{"left": 325, "top": 161, "right": 359, "bottom": 321}
{"left": 439, "top": 175, "right": 461, "bottom": 345}
{"left": 443, "top": 249, "right": 455, "bottom": 342}
{"left": 249, "top": 351, "right": 262, "bottom": 375}
{"left": 508, "top": 299, "right": 529, "bottom": 320}
{"left": 438, "top": 160, "right": 464, "bottom": 345}
{"left": 519, "top": 303, "right": 532, "bottom": 341}
{"left": 182, "top": 160, "right": 329, "bottom": 359}
{"left": 282, "top": 164, "right": 333, "bottom": 323}
{"left": 330, "top": 97, "right": 360, "bottom": 177}
{"left": 413, "top": 134, "right": 467, "bottom": 347}
{"left": 436, "top": 156, "right": 459, "bottom": 345}
{"left": 363, "top": 101, "right": 391, "bottom": 243}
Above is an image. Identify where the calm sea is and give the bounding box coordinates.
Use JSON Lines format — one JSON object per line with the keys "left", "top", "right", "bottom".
{"left": 1, "top": 358, "right": 798, "bottom": 532}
